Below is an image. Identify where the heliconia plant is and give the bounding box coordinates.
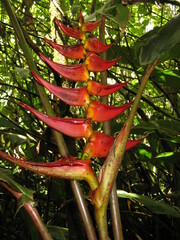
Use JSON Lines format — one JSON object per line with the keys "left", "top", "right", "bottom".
{"left": 0, "top": 7, "right": 159, "bottom": 240}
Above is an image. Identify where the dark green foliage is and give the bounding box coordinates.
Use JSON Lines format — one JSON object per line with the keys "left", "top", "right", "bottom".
{"left": 0, "top": 0, "right": 180, "bottom": 239}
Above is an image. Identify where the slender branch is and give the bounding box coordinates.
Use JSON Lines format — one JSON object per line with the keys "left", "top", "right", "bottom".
{"left": 93, "top": 60, "right": 159, "bottom": 240}
{"left": 99, "top": 16, "right": 123, "bottom": 240}
{"left": 2, "top": 1, "right": 97, "bottom": 239}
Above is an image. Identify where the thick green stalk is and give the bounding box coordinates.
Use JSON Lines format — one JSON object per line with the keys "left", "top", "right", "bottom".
{"left": 2, "top": 1, "right": 97, "bottom": 239}
{"left": 94, "top": 60, "right": 159, "bottom": 239}
{"left": 99, "top": 17, "right": 123, "bottom": 240}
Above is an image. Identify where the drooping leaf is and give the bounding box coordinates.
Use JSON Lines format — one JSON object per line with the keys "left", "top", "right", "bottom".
{"left": 0, "top": 168, "right": 34, "bottom": 200}
{"left": 0, "top": 117, "right": 19, "bottom": 129}
{"left": 151, "top": 67, "right": 180, "bottom": 90}
{"left": 140, "top": 14, "right": 180, "bottom": 65}
{"left": 117, "top": 190, "right": 180, "bottom": 218}
{"left": 131, "top": 119, "right": 180, "bottom": 136}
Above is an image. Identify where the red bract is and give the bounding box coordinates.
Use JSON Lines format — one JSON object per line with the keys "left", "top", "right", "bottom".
{"left": 83, "top": 132, "right": 146, "bottom": 159}
{"left": 19, "top": 102, "right": 93, "bottom": 139}
{"left": 86, "top": 100, "right": 133, "bottom": 122}
{"left": 87, "top": 80, "right": 127, "bottom": 97}
{"left": 32, "top": 71, "right": 90, "bottom": 107}
{"left": 85, "top": 53, "right": 119, "bottom": 72}
{"left": 45, "top": 39, "right": 86, "bottom": 60}
{"left": 55, "top": 18, "right": 85, "bottom": 40}
{"left": 40, "top": 53, "right": 89, "bottom": 82}
{"left": 79, "top": 12, "right": 100, "bottom": 33}
{"left": 125, "top": 137, "right": 147, "bottom": 151}
{"left": 83, "top": 132, "right": 114, "bottom": 158}
{"left": 0, "top": 151, "right": 98, "bottom": 191}
{"left": 84, "top": 37, "right": 113, "bottom": 53}
{"left": 81, "top": 20, "right": 100, "bottom": 32}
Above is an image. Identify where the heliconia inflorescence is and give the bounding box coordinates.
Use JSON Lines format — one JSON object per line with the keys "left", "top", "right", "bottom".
{"left": 0, "top": 12, "right": 146, "bottom": 190}
{"left": 19, "top": 12, "right": 145, "bottom": 161}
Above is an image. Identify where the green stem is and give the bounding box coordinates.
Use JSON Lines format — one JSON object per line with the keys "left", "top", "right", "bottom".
{"left": 99, "top": 17, "right": 123, "bottom": 240}
{"left": 110, "top": 183, "right": 124, "bottom": 240}
{"left": 94, "top": 60, "right": 159, "bottom": 239}
{"left": 2, "top": 1, "right": 97, "bottom": 239}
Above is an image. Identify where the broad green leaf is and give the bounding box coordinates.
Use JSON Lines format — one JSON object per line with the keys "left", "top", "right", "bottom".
{"left": 117, "top": 190, "right": 180, "bottom": 218}
{"left": 160, "top": 42, "right": 180, "bottom": 62}
{"left": 140, "top": 14, "right": 180, "bottom": 65}
{"left": 151, "top": 67, "right": 180, "bottom": 89}
{"left": 156, "top": 119, "right": 180, "bottom": 136}
{"left": 0, "top": 168, "right": 34, "bottom": 200}
{"left": 112, "top": 5, "right": 129, "bottom": 28}
{"left": 131, "top": 121, "right": 156, "bottom": 134}
{"left": 0, "top": 117, "right": 18, "bottom": 129}
{"left": 131, "top": 120, "right": 180, "bottom": 136}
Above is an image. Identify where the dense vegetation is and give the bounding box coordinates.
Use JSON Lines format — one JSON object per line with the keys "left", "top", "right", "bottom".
{"left": 0, "top": 0, "right": 180, "bottom": 239}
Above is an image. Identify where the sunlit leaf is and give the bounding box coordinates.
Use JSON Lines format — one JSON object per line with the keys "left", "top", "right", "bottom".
{"left": 117, "top": 190, "right": 180, "bottom": 218}
{"left": 140, "top": 14, "right": 180, "bottom": 65}
{"left": 151, "top": 67, "right": 180, "bottom": 89}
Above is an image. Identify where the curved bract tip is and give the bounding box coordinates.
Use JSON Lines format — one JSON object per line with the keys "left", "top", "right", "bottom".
{"left": 19, "top": 102, "right": 93, "bottom": 139}
{"left": 81, "top": 20, "right": 101, "bottom": 32}
{"left": 39, "top": 53, "right": 89, "bottom": 82}
{"left": 85, "top": 53, "right": 119, "bottom": 72}
{"left": 83, "top": 132, "right": 147, "bottom": 159}
{"left": 55, "top": 18, "right": 85, "bottom": 40}
{"left": 45, "top": 38, "right": 86, "bottom": 60}
{"left": 32, "top": 71, "right": 90, "bottom": 107}
{"left": 87, "top": 81, "right": 127, "bottom": 96}
{"left": 0, "top": 151, "right": 98, "bottom": 191}
{"left": 83, "top": 132, "right": 114, "bottom": 159}
{"left": 84, "top": 37, "right": 113, "bottom": 53}
{"left": 86, "top": 100, "right": 133, "bottom": 122}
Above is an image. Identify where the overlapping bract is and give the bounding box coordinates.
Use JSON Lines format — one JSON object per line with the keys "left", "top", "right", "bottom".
{"left": 21, "top": 12, "right": 144, "bottom": 161}
{"left": 0, "top": 151, "right": 98, "bottom": 191}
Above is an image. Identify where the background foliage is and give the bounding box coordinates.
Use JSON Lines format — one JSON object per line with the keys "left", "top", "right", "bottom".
{"left": 0, "top": 0, "right": 180, "bottom": 239}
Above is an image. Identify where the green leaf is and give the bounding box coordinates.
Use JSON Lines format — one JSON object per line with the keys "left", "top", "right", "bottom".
{"left": 85, "top": 1, "right": 129, "bottom": 28}
{"left": 156, "top": 119, "right": 180, "bottom": 136}
{"left": 140, "top": 14, "right": 180, "bottom": 65}
{"left": 155, "top": 152, "right": 180, "bottom": 164}
{"left": 151, "top": 67, "right": 180, "bottom": 89}
{"left": 131, "top": 119, "right": 180, "bottom": 136}
{"left": 117, "top": 190, "right": 180, "bottom": 218}
{"left": 131, "top": 121, "right": 156, "bottom": 134}
{"left": 0, "top": 117, "right": 18, "bottom": 129}
{"left": 2, "top": 132, "right": 28, "bottom": 145}
{"left": 113, "top": 5, "right": 129, "bottom": 28}
{"left": 0, "top": 168, "right": 34, "bottom": 200}
{"left": 47, "top": 225, "right": 69, "bottom": 240}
